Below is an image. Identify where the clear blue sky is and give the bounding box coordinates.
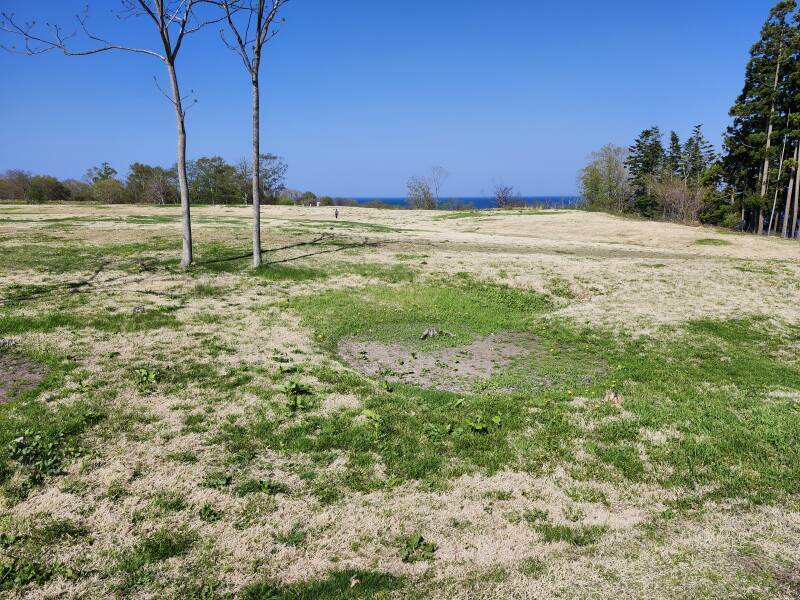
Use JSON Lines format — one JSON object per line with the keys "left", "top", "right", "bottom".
{"left": 0, "top": 0, "right": 777, "bottom": 197}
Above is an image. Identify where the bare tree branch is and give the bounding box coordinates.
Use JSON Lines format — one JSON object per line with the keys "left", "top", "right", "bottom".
{"left": 0, "top": 10, "right": 166, "bottom": 59}
{"left": 215, "top": 0, "right": 288, "bottom": 267}
{"left": 0, "top": 0, "right": 224, "bottom": 268}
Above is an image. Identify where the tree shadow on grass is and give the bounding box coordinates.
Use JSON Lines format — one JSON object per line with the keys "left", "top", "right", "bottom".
{"left": 195, "top": 234, "right": 382, "bottom": 269}
{"left": 242, "top": 570, "right": 406, "bottom": 600}
{"left": 0, "top": 234, "right": 383, "bottom": 306}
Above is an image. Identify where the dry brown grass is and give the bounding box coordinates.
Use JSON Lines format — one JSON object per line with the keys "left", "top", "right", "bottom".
{"left": 1, "top": 204, "right": 799, "bottom": 598}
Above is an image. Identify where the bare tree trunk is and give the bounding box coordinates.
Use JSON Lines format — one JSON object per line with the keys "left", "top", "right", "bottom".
{"left": 166, "top": 60, "right": 192, "bottom": 267}
{"left": 784, "top": 171, "right": 795, "bottom": 238}
{"left": 252, "top": 75, "right": 262, "bottom": 267}
{"left": 793, "top": 147, "right": 800, "bottom": 239}
{"left": 758, "top": 50, "right": 783, "bottom": 235}
{"left": 768, "top": 133, "right": 788, "bottom": 234}
{"left": 782, "top": 143, "right": 798, "bottom": 237}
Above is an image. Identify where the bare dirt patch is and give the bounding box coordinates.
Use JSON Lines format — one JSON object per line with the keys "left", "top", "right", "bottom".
{"left": 0, "top": 350, "right": 47, "bottom": 404}
{"left": 339, "top": 333, "right": 537, "bottom": 392}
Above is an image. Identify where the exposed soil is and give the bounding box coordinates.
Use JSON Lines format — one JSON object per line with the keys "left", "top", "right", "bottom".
{"left": 339, "top": 333, "right": 537, "bottom": 392}
{"left": 0, "top": 351, "right": 47, "bottom": 404}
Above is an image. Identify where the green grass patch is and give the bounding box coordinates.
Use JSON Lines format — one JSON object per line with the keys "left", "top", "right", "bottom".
{"left": 242, "top": 570, "right": 406, "bottom": 599}
{"left": 267, "top": 283, "right": 800, "bottom": 505}
{"left": 0, "top": 349, "right": 104, "bottom": 494}
{"left": 0, "top": 516, "right": 89, "bottom": 591}
{"left": 694, "top": 238, "right": 731, "bottom": 246}
{"left": 535, "top": 523, "right": 607, "bottom": 546}
{"left": 115, "top": 527, "right": 195, "bottom": 591}
{"left": 254, "top": 263, "right": 328, "bottom": 281}
{"left": 273, "top": 524, "right": 307, "bottom": 547}
{"left": 432, "top": 210, "right": 487, "bottom": 221}
{"left": 288, "top": 276, "right": 552, "bottom": 351}
{"left": 151, "top": 491, "right": 188, "bottom": 513}
{"left": 0, "top": 307, "right": 180, "bottom": 337}
{"left": 519, "top": 557, "right": 547, "bottom": 578}
{"left": 0, "top": 238, "right": 180, "bottom": 274}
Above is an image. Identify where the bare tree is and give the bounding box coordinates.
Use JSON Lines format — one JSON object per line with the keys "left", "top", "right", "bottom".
{"left": 493, "top": 183, "right": 517, "bottom": 209}
{"left": 218, "top": 0, "right": 289, "bottom": 267}
{"left": 0, "top": 1, "right": 221, "bottom": 267}
{"left": 405, "top": 166, "right": 447, "bottom": 210}
{"left": 649, "top": 177, "right": 706, "bottom": 223}
{"left": 429, "top": 165, "right": 448, "bottom": 207}
{"left": 406, "top": 176, "right": 435, "bottom": 210}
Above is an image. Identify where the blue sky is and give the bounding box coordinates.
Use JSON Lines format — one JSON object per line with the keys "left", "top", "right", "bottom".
{"left": 0, "top": 0, "right": 777, "bottom": 196}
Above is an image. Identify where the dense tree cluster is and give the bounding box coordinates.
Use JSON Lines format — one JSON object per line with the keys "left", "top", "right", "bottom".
{"left": 0, "top": 155, "right": 290, "bottom": 205}
{"left": 581, "top": 0, "right": 800, "bottom": 235}
{"left": 580, "top": 126, "right": 717, "bottom": 223}
{"left": 722, "top": 0, "right": 800, "bottom": 235}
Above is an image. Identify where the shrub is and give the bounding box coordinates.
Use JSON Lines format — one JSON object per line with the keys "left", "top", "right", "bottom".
{"left": 25, "top": 176, "right": 71, "bottom": 203}
{"left": 91, "top": 179, "right": 130, "bottom": 204}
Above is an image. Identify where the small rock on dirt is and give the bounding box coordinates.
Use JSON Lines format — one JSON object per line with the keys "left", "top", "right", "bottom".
{"left": 420, "top": 327, "right": 454, "bottom": 340}
{"left": 132, "top": 305, "right": 146, "bottom": 314}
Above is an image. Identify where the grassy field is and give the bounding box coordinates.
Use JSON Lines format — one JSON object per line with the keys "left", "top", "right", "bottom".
{"left": 1, "top": 204, "right": 799, "bottom": 598}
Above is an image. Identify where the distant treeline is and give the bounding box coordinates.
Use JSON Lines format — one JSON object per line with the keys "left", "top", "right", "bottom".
{"left": 0, "top": 155, "right": 378, "bottom": 208}
{"left": 580, "top": 0, "right": 800, "bottom": 236}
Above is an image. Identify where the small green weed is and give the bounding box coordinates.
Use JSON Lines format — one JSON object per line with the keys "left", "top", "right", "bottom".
{"left": 273, "top": 524, "right": 306, "bottom": 547}
{"left": 133, "top": 368, "right": 158, "bottom": 390}
{"left": 399, "top": 533, "right": 437, "bottom": 563}
{"left": 235, "top": 478, "right": 290, "bottom": 497}
{"left": 199, "top": 503, "right": 222, "bottom": 523}
{"left": 519, "top": 557, "right": 546, "bottom": 578}
{"left": 535, "top": 523, "right": 607, "bottom": 546}
{"left": 203, "top": 471, "right": 233, "bottom": 490}
{"left": 152, "top": 491, "right": 188, "bottom": 513}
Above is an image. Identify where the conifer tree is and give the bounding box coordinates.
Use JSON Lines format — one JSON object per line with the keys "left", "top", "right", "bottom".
{"left": 667, "top": 132, "right": 684, "bottom": 178}
{"left": 724, "top": 0, "right": 797, "bottom": 233}
{"left": 625, "top": 127, "right": 665, "bottom": 216}
{"left": 683, "top": 125, "right": 717, "bottom": 186}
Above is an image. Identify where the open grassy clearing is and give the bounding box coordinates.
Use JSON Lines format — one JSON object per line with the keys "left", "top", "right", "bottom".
{"left": 1, "top": 204, "right": 799, "bottom": 598}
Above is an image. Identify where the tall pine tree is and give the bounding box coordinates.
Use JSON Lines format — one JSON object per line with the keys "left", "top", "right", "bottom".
{"left": 724, "top": 0, "right": 797, "bottom": 233}
{"left": 625, "top": 127, "right": 666, "bottom": 216}
{"left": 667, "top": 132, "right": 684, "bottom": 178}
{"left": 683, "top": 125, "right": 717, "bottom": 185}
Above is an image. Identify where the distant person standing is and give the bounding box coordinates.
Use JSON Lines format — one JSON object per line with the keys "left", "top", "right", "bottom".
{"left": 335, "top": 208, "right": 339, "bottom": 220}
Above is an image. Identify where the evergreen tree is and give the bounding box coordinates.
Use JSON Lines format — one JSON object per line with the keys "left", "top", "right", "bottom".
{"left": 683, "top": 125, "right": 717, "bottom": 185}
{"left": 723, "top": 0, "right": 797, "bottom": 232}
{"left": 667, "top": 132, "right": 684, "bottom": 178}
{"left": 625, "top": 127, "right": 665, "bottom": 216}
